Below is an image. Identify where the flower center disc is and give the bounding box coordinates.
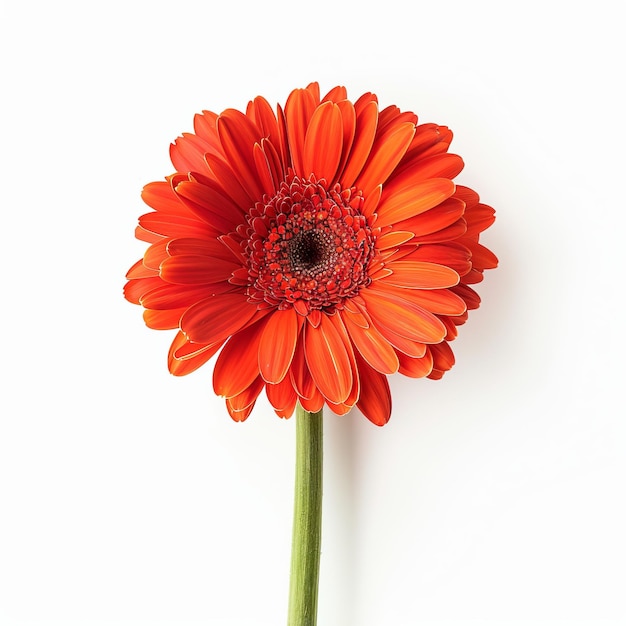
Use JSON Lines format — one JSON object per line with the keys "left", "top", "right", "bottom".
{"left": 289, "top": 230, "right": 328, "bottom": 271}
{"left": 245, "top": 173, "right": 376, "bottom": 314}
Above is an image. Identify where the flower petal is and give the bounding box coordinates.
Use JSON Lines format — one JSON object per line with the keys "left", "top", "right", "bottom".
{"left": 246, "top": 96, "right": 281, "bottom": 148}
{"left": 300, "top": 391, "right": 325, "bottom": 413}
{"left": 379, "top": 261, "right": 459, "bottom": 289}
{"left": 303, "top": 102, "right": 343, "bottom": 182}
{"left": 375, "top": 178, "right": 456, "bottom": 228}
{"left": 465, "top": 240, "right": 499, "bottom": 270}
{"left": 376, "top": 230, "right": 415, "bottom": 250}
{"left": 397, "top": 349, "right": 434, "bottom": 378}
{"left": 143, "top": 308, "right": 185, "bottom": 330}
{"left": 374, "top": 324, "right": 428, "bottom": 358}
{"left": 193, "top": 110, "right": 223, "bottom": 156}
{"left": 341, "top": 309, "right": 399, "bottom": 374}
{"left": 174, "top": 179, "right": 245, "bottom": 232}
{"left": 429, "top": 341, "right": 455, "bottom": 374}
{"left": 213, "top": 318, "right": 267, "bottom": 398}
{"left": 142, "top": 240, "right": 170, "bottom": 271}
{"left": 266, "top": 376, "right": 298, "bottom": 418}
{"left": 135, "top": 225, "right": 163, "bottom": 244}
{"left": 453, "top": 184, "right": 479, "bottom": 208}
{"left": 322, "top": 85, "right": 347, "bottom": 103}
{"left": 180, "top": 293, "right": 256, "bottom": 344}
{"left": 304, "top": 313, "right": 353, "bottom": 404}
{"left": 451, "top": 284, "right": 482, "bottom": 310}
{"left": 464, "top": 203, "right": 496, "bottom": 237}
{"left": 217, "top": 109, "right": 264, "bottom": 201}
{"left": 404, "top": 243, "right": 472, "bottom": 277}
{"left": 411, "top": 219, "right": 467, "bottom": 244}
{"left": 123, "top": 277, "right": 163, "bottom": 305}
{"left": 361, "top": 286, "right": 447, "bottom": 344}
{"left": 390, "top": 152, "right": 464, "bottom": 187}
{"left": 380, "top": 285, "right": 466, "bottom": 316}
{"left": 167, "top": 331, "right": 224, "bottom": 377}
{"left": 289, "top": 342, "right": 324, "bottom": 412}
{"left": 170, "top": 132, "right": 213, "bottom": 173}
{"left": 326, "top": 353, "right": 360, "bottom": 414}
{"left": 334, "top": 99, "right": 356, "bottom": 183}
{"left": 404, "top": 123, "right": 451, "bottom": 159}
{"left": 225, "top": 377, "right": 265, "bottom": 421}
{"left": 394, "top": 196, "right": 466, "bottom": 236}
{"left": 354, "top": 352, "right": 391, "bottom": 426}
{"left": 362, "top": 183, "right": 382, "bottom": 220}
{"left": 126, "top": 258, "right": 158, "bottom": 280}
{"left": 284, "top": 88, "right": 317, "bottom": 177}
{"left": 159, "top": 255, "right": 238, "bottom": 285}
{"left": 258, "top": 308, "right": 300, "bottom": 384}
{"left": 138, "top": 210, "right": 216, "bottom": 239}
{"left": 141, "top": 282, "right": 234, "bottom": 310}
{"left": 354, "top": 121, "right": 415, "bottom": 196}
{"left": 253, "top": 142, "right": 278, "bottom": 197}
{"left": 141, "top": 181, "right": 185, "bottom": 213}
{"left": 339, "top": 100, "right": 378, "bottom": 188}
{"left": 204, "top": 153, "right": 253, "bottom": 209}
{"left": 166, "top": 237, "right": 239, "bottom": 262}
{"left": 305, "top": 81, "right": 321, "bottom": 104}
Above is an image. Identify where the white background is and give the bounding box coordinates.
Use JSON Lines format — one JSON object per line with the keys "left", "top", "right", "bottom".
{"left": 1, "top": 1, "right": 624, "bottom": 625}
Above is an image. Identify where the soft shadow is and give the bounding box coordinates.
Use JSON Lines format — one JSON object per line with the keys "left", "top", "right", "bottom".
{"left": 320, "top": 408, "right": 360, "bottom": 626}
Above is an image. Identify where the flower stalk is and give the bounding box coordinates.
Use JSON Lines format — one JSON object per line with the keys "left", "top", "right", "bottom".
{"left": 287, "top": 404, "right": 323, "bottom": 626}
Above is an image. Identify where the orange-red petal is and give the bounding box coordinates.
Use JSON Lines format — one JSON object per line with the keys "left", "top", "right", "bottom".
{"left": 355, "top": 121, "right": 415, "bottom": 196}
{"left": 284, "top": 88, "right": 317, "bottom": 177}
{"left": 266, "top": 375, "right": 298, "bottom": 418}
{"left": 167, "top": 331, "right": 224, "bottom": 377}
{"left": 341, "top": 309, "right": 399, "bottom": 374}
{"left": 354, "top": 352, "right": 391, "bottom": 426}
{"left": 397, "top": 349, "right": 434, "bottom": 378}
{"left": 304, "top": 313, "right": 353, "bottom": 404}
{"left": 376, "top": 230, "right": 415, "bottom": 250}
{"left": 170, "top": 133, "right": 213, "bottom": 173}
{"left": 192, "top": 110, "right": 222, "bottom": 157}
{"left": 404, "top": 243, "right": 472, "bottom": 277}
{"left": 217, "top": 109, "right": 264, "bottom": 201}
{"left": 361, "top": 286, "right": 447, "bottom": 344}
{"left": 140, "top": 282, "right": 234, "bottom": 310}
{"left": 166, "top": 237, "right": 238, "bottom": 262}
{"left": 225, "top": 377, "right": 265, "bottom": 422}
{"left": 204, "top": 153, "right": 253, "bottom": 209}
{"left": 213, "top": 318, "right": 267, "bottom": 398}
{"left": 141, "top": 181, "right": 185, "bottom": 213}
{"left": 180, "top": 293, "right": 256, "bottom": 344}
{"left": 123, "top": 277, "right": 162, "bottom": 304}
{"left": 258, "top": 308, "right": 300, "bottom": 384}
{"left": 143, "top": 308, "right": 185, "bottom": 330}
{"left": 375, "top": 178, "right": 456, "bottom": 228}
{"left": 159, "top": 255, "right": 238, "bottom": 285}
{"left": 138, "top": 210, "right": 216, "bottom": 240}
{"left": 126, "top": 258, "right": 159, "bottom": 280}
{"left": 429, "top": 341, "right": 455, "bottom": 373}
{"left": 379, "top": 261, "right": 459, "bottom": 289}
{"left": 174, "top": 179, "right": 244, "bottom": 232}
{"left": 465, "top": 240, "right": 499, "bottom": 270}
{"left": 390, "top": 152, "right": 464, "bottom": 186}
{"left": 339, "top": 100, "right": 378, "bottom": 188}
{"left": 302, "top": 102, "right": 343, "bottom": 182}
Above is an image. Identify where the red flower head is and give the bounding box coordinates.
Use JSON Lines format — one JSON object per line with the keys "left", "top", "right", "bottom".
{"left": 124, "top": 83, "right": 498, "bottom": 425}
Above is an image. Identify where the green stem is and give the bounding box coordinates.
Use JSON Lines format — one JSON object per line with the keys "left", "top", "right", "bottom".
{"left": 287, "top": 404, "right": 323, "bottom": 626}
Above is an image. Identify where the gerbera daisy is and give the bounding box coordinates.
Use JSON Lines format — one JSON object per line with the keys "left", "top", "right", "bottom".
{"left": 124, "top": 82, "right": 497, "bottom": 426}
